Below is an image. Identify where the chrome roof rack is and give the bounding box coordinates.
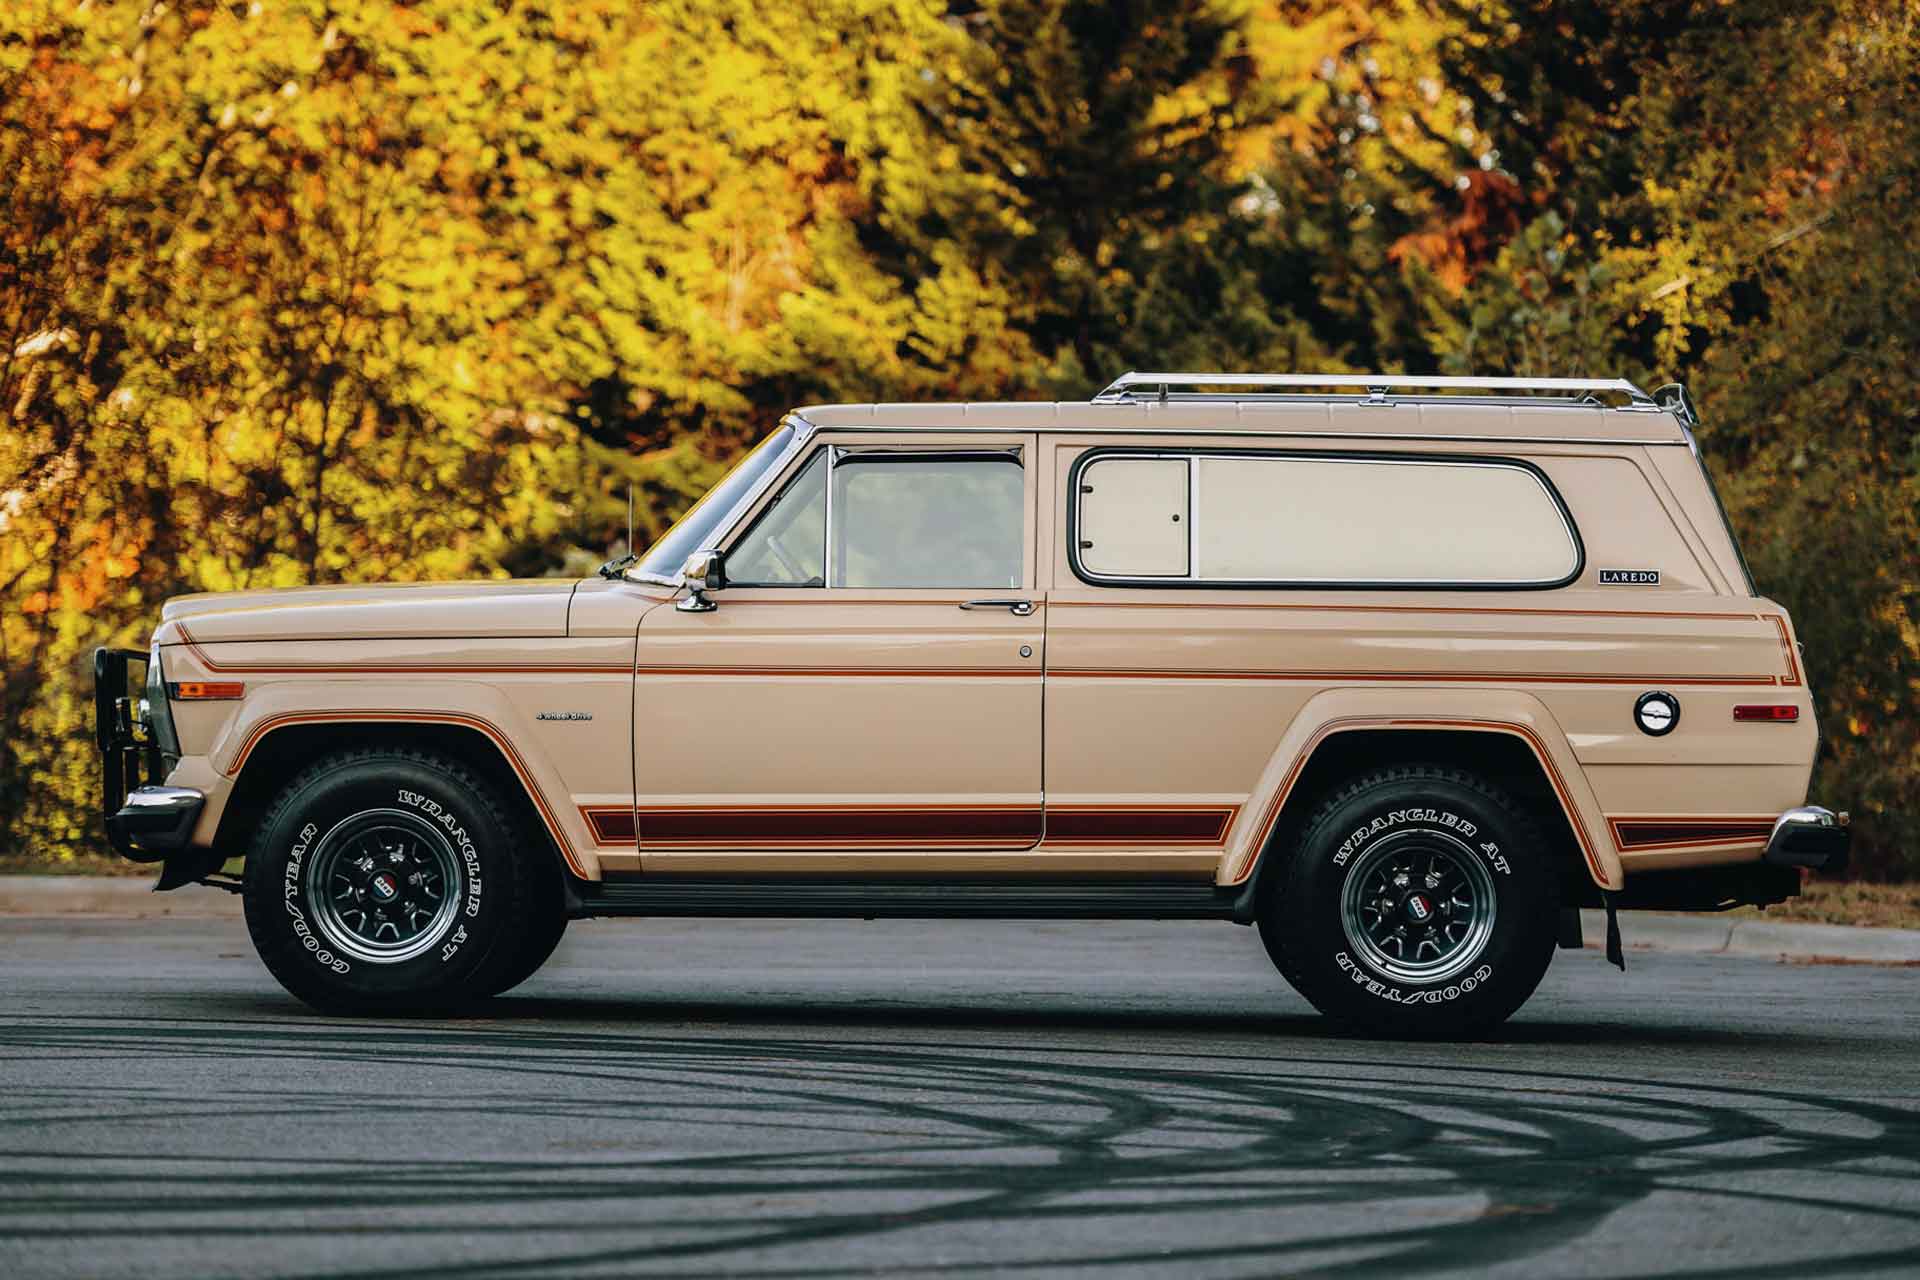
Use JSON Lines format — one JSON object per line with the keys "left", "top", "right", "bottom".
{"left": 1093, "top": 371, "right": 1660, "bottom": 409}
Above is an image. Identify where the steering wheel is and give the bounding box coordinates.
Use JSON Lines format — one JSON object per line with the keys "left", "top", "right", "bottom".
{"left": 765, "top": 532, "right": 807, "bottom": 582}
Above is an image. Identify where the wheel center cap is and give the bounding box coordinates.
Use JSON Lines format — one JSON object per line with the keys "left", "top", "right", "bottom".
{"left": 1402, "top": 892, "right": 1436, "bottom": 926}
{"left": 369, "top": 871, "right": 400, "bottom": 903}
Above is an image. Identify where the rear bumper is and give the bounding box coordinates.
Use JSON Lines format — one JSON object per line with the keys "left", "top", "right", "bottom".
{"left": 1765, "top": 806, "right": 1850, "bottom": 873}
{"left": 105, "top": 786, "right": 206, "bottom": 860}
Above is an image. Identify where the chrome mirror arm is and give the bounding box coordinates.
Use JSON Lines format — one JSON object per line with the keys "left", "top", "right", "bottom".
{"left": 676, "top": 548, "right": 724, "bottom": 613}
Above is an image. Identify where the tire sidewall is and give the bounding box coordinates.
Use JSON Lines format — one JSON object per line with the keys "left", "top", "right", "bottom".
{"left": 245, "top": 756, "right": 516, "bottom": 1005}
{"left": 1276, "top": 774, "right": 1557, "bottom": 1035}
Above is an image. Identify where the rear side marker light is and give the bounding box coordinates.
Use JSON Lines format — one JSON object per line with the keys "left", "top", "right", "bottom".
{"left": 1733, "top": 704, "right": 1799, "bottom": 722}
{"left": 169, "top": 681, "right": 246, "bottom": 701}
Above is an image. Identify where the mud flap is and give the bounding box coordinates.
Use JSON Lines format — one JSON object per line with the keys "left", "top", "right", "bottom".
{"left": 1600, "top": 890, "right": 1625, "bottom": 971}
{"left": 154, "top": 849, "right": 229, "bottom": 892}
{"left": 1556, "top": 907, "right": 1585, "bottom": 950}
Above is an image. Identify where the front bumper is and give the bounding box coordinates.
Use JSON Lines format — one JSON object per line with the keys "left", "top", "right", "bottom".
{"left": 1764, "top": 805, "right": 1850, "bottom": 873}
{"left": 105, "top": 786, "right": 206, "bottom": 858}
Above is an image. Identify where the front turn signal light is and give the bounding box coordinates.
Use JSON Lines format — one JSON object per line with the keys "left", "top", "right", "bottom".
{"left": 169, "top": 681, "right": 246, "bottom": 701}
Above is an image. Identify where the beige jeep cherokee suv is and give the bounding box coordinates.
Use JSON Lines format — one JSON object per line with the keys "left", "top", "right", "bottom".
{"left": 94, "top": 372, "right": 1849, "bottom": 1036}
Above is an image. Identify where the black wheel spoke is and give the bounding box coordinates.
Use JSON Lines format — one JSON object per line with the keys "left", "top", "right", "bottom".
{"left": 1342, "top": 830, "right": 1498, "bottom": 984}
{"left": 304, "top": 810, "right": 464, "bottom": 965}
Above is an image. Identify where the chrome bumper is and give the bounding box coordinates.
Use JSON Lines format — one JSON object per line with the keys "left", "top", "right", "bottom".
{"left": 105, "top": 786, "right": 205, "bottom": 859}
{"left": 1764, "top": 806, "right": 1850, "bottom": 872}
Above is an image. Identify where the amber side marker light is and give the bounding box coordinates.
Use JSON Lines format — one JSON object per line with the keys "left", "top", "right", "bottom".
{"left": 1733, "top": 704, "right": 1799, "bottom": 722}
{"left": 169, "top": 681, "right": 246, "bottom": 701}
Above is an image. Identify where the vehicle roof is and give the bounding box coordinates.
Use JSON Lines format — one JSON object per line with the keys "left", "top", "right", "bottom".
{"left": 793, "top": 399, "right": 1691, "bottom": 445}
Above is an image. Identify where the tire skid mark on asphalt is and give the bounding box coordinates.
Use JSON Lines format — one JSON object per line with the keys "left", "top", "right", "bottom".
{"left": 0, "top": 1015, "right": 1918, "bottom": 1277}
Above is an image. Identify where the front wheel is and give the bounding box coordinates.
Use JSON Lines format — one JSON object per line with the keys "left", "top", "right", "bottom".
{"left": 1259, "top": 765, "right": 1560, "bottom": 1039}
{"left": 242, "top": 748, "right": 541, "bottom": 1014}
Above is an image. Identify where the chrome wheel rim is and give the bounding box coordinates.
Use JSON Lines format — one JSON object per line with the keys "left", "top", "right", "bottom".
{"left": 305, "top": 808, "right": 462, "bottom": 965}
{"left": 1339, "top": 829, "right": 1497, "bottom": 984}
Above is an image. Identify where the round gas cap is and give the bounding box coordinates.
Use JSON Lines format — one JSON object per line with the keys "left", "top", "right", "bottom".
{"left": 1634, "top": 690, "right": 1680, "bottom": 737}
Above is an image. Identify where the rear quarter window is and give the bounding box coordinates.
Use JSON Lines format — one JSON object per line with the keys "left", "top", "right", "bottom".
{"left": 1072, "top": 450, "right": 1582, "bottom": 588}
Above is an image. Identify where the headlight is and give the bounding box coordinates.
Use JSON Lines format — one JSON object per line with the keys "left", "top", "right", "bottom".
{"left": 145, "top": 644, "right": 182, "bottom": 765}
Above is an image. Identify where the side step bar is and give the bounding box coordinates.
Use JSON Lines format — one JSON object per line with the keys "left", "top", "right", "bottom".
{"left": 576, "top": 878, "right": 1240, "bottom": 921}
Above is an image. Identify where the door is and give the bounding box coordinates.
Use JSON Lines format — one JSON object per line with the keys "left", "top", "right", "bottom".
{"left": 632, "top": 435, "right": 1044, "bottom": 871}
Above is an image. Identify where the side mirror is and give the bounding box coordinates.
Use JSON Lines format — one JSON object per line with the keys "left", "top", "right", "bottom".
{"left": 675, "top": 548, "right": 725, "bottom": 612}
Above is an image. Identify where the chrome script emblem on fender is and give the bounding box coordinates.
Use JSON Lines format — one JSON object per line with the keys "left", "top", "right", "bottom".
{"left": 536, "top": 712, "right": 593, "bottom": 722}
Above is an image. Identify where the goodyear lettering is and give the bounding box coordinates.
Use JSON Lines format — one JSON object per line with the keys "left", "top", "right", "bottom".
{"left": 1336, "top": 952, "right": 1492, "bottom": 1004}
{"left": 284, "top": 820, "right": 349, "bottom": 974}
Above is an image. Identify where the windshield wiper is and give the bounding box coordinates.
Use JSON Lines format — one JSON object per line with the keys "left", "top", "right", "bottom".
{"left": 597, "top": 553, "right": 637, "bottom": 580}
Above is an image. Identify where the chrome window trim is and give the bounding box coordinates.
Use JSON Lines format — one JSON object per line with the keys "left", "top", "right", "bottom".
{"left": 823, "top": 445, "right": 839, "bottom": 587}
{"left": 721, "top": 447, "right": 832, "bottom": 589}
{"left": 1076, "top": 452, "right": 1192, "bottom": 578}
{"left": 632, "top": 416, "right": 813, "bottom": 586}
{"left": 825, "top": 448, "right": 1024, "bottom": 590}
{"left": 1066, "top": 447, "right": 1586, "bottom": 592}
{"left": 705, "top": 437, "right": 1028, "bottom": 591}
{"left": 1186, "top": 451, "right": 1200, "bottom": 577}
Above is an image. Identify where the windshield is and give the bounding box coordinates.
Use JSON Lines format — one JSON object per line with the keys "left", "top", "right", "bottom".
{"left": 632, "top": 425, "right": 799, "bottom": 579}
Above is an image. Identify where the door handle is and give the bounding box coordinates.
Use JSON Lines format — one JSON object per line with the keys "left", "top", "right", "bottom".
{"left": 960, "top": 598, "right": 1036, "bottom": 616}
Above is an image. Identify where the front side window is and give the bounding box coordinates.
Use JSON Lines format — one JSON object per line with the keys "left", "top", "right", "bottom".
{"left": 832, "top": 455, "right": 1022, "bottom": 588}
{"left": 1074, "top": 450, "right": 1581, "bottom": 587}
{"left": 725, "top": 449, "right": 1024, "bottom": 589}
{"left": 726, "top": 450, "right": 826, "bottom": 586}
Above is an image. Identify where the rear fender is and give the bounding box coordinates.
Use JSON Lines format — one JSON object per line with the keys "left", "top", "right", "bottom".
{"left": 1217, "top": 687, "right": 1622, "bottom": 893}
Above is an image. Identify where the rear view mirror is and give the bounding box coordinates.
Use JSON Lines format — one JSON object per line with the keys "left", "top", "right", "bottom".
{"left": 676, "top": 548, "right": 725, "bottom": 612}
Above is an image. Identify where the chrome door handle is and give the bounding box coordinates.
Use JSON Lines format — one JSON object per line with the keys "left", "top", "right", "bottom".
{"left": 960, "top": 598, "right": 1036, "bottom": 616}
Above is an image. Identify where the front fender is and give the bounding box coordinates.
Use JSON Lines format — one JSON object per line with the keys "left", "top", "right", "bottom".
{"left": 206, "top": 679, "right": 602, "bottom": 881}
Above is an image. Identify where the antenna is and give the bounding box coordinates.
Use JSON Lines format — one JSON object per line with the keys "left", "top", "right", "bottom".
{"left": 597, "top": 482, "right": 644, "bottom": 580}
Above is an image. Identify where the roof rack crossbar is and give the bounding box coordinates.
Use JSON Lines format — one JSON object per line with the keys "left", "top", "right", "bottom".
{"left": 1094, "top": 371, "right": 1657, "bottom": 407}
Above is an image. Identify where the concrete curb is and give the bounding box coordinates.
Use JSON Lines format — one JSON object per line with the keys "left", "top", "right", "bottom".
{"left": 0, "top": 875, "right": 242, "bottom": 918}
{"left": 1580, "top": 908, "right": 1920, "bottom": 965}
{"left": 4, "top": 877, "right": 1918, "bottom": 964}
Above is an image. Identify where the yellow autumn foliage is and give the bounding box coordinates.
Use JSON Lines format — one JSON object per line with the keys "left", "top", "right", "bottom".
{"left": 3, "top": 0, "right": 1915, "bottom": 874}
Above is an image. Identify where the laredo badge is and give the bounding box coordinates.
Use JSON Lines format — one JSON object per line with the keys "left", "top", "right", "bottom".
{"left": 1598, "top": 569, "right": 1660, "bottom": 585}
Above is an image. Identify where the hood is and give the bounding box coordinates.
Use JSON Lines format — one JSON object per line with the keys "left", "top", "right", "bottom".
{"left": 157, "top": 579, "right": 578, "bottom": 645}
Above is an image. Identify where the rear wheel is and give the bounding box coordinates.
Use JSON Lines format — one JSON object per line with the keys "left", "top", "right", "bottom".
{"left": 1259, "top": 765, "right": 1560, "bottom": 1039}
{"left": 242, "top": 748, "right": 540, "bottom": 1014}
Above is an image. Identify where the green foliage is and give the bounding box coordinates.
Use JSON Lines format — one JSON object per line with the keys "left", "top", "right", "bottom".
{"left": 3, "top": 0, "right": 1915, "bottom": 874}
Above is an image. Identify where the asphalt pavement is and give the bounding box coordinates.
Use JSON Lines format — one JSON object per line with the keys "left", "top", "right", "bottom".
{"left": 2, "top": 911, "right": 1917, "bottom": 1279}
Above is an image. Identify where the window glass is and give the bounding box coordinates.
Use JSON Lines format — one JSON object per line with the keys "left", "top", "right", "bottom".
{"left": 635, "top": 425, "right": 796, "bottom": 578}
{"left": 1079, "top": 457, "right": 1188, "bottom": 576}
{"left": 726, "top": 450, "right": 826, "bottom": 586}
{"left": 831, "top": 456, "right": 1023, "bottom": 588}
{"left": 1074, "top": 452, "right": 1579, "bottom": 586}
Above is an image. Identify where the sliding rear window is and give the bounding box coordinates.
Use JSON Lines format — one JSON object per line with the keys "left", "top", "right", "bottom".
{"left": 1071, "top": 450, "right": 1583, "bottom": 589}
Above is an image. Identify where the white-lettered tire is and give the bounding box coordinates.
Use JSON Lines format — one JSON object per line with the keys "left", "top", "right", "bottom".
{"left": 484, "top": 878, "right": 568, "bottom": 997}
{"left": 241, "top": 748, "right": 540, "bottom": 1014}
{"left": 1260, "top": 765, "right": 1560, "bottom": 1039}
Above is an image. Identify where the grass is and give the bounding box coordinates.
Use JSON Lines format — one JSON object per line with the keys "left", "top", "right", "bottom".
{"left": 0, "top": 852, "right": 152, "bottom": 876}
{"left": 1734, "top": 878, "right": 1920, "bottom": 930}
